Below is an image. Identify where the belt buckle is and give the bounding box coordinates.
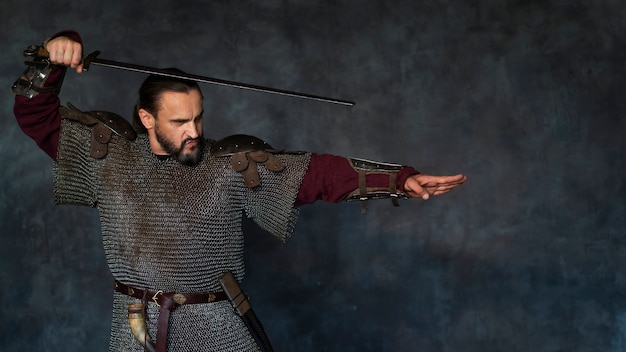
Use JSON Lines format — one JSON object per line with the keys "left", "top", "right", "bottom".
{"left": 152, "top": 290, "right": 163, "bottom": 307}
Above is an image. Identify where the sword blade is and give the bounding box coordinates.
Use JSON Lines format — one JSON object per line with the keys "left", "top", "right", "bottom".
{"left": 84, "top": 51, "right": 355, "bottom": 106}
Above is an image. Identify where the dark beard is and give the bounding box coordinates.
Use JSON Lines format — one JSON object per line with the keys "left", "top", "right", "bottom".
{"left": 154, "top": 126, "right": 204, "bottom": 166}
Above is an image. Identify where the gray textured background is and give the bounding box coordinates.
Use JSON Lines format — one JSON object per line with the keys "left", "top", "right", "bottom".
{"left": 1, "top": 1, "right": 625, "bottom": 351}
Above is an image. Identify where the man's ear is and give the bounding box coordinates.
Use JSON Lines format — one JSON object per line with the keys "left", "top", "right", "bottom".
{"left": 138, "top": 108, "right": 155, "bottom": 130}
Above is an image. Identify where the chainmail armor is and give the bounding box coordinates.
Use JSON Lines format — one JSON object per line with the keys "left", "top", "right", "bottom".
{"left": 54, "top": 115, "right": 311, "bottom": 352}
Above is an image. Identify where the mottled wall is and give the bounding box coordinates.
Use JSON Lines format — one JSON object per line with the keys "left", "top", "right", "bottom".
{"left": 1, "top": 1, "right": 625, "bottom": 351}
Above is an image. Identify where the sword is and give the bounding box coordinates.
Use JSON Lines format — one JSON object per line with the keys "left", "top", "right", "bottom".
{"left": 20, "top": 45, "right": 355, "bottom": 106}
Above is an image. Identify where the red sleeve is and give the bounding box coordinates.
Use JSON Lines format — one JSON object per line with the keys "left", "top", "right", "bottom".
{"left": 13, "top": 30, "right": 82, "bottom": 160}
{"left": 295, "top": 153, "right": 419, "bottom": 205}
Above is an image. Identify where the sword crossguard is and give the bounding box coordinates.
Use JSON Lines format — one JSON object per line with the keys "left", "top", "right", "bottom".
{"left": 82, "top": 50, "right": 101, "bottom": 72}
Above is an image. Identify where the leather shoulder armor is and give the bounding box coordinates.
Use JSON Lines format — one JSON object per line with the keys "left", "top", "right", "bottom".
{"left": 210, "top": 134, "right": 286, "bottom": 188}
{"left": 59, "top": 102, "right": 136, "bottom": 159}
{"left": 210, "top": 134, "right": 274, "bottom": 156}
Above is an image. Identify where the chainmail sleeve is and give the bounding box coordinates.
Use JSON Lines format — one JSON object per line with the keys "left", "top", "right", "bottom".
{"left": 53, "top": 118, "right": 102, "bottom": 206}
{"left": 244, "top": 152, "right": 312, "bottom": 243}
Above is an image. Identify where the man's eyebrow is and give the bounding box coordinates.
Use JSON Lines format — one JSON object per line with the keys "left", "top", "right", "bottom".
{"left": 170, "top": 117, "right": 191, "bottom": 123}
{"left": 170, "top": 110, "right": 204, "bottom": 122}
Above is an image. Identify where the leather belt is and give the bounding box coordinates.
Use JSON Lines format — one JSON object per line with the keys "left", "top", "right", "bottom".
{"left": 114, "top": 280, "right": 228, "bottom": 352}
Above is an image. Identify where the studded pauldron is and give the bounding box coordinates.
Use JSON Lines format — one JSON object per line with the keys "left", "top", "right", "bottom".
{"left": 210, "top": 134, "right": 291, "bottom": 188}
{"left": 59, "top": 103, "right": 137, "bottom": 158}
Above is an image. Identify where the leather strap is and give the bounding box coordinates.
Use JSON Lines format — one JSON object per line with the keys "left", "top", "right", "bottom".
{"left": 389, "top": 172, "right": 399, "bottom": 206}
{"left": 114, "top": 280, "right": 228, "bottom": 352}
{"left": 358, "top": 170, "right": 368, "bottom": 213}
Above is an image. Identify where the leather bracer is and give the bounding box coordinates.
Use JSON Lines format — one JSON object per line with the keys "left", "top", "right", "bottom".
{"left": 345, "top": 157, "right": 408, "bottom": 212}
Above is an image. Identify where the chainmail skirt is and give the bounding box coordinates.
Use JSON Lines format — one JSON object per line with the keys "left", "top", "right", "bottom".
{"left": 110, "top": 292, "right": 261, "bottom": 352}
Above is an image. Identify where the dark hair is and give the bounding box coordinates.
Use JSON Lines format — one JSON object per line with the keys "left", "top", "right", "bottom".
{"left": 132, "top": 69, "right": 202, "bottom": 134}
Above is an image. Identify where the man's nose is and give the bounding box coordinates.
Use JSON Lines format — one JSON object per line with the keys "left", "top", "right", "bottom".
{"left": 185, "top": 122, "right": 200, "bottom": 139}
